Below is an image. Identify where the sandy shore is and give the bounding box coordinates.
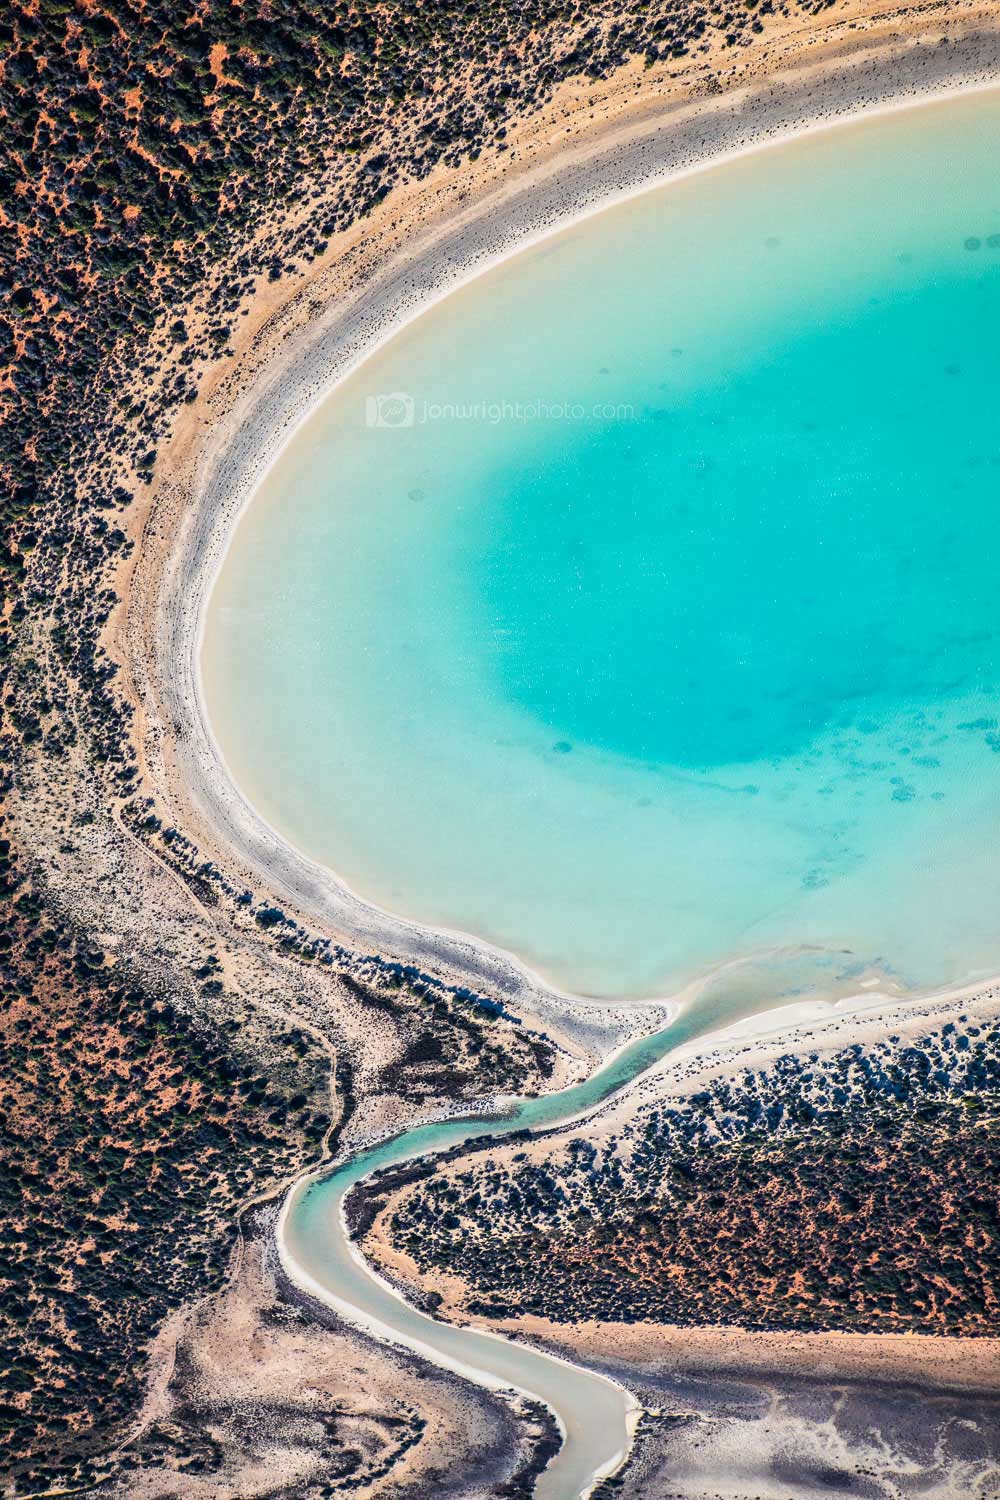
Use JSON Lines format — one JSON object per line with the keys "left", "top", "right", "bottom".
{"left": 94, "top": 12, "right": 1000, "bottom": 1494}
{"left": 272, "top": 973, "right": 1000, "bottom": 1497}
{"left": 515, "top": 1319, "right": 1000, "bottom": 1499}
{"left": 330, "top": 972, "right": 1000, "bottom": 1494}
{"left": 123, "top": 4, "right": 1000, "bottom": 1048}
{"left": 108, "top": 1212, "right": 551, "bottom": 1500}
{"left": 539, "top": 1318, "right": 1000, "bottom": 1394}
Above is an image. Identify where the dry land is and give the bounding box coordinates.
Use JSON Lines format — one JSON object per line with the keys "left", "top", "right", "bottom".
{"left": 3, "top": 0, "right": 1000, "bottom": 1495}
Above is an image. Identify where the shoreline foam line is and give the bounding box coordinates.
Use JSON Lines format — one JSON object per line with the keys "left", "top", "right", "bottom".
{"left": 156, "top": 33, "right": 1000, "bottom": 1021}
{"left": 126, "top": 25, "right": 1000, "bottom": 1500}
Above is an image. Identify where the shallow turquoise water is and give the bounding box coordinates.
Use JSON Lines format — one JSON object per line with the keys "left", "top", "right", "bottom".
{"left": 205, "top": 89, "right": 1000, "bottom": 999}
{"left": 285, "top": 954, "right": 818, "bottom": 1500}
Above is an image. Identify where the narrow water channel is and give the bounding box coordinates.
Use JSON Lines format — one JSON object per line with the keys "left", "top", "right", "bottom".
{"left": 279, "top": 951, "right": 863, "bottom": 1497}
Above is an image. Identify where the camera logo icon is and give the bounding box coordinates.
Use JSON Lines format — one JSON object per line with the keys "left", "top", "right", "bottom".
{"left": 365, "top": 392, "right": 415, "bottom": 428}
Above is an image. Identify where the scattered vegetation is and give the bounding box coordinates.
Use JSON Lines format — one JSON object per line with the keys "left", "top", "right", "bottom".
{"left": 0, "top": 850, "right": 332, "bottom": 1494}
{"left": 0, "top": 0, "right": 913, "bottom": 1490}
{"left": 1, "top": 0, "right": 832, "bottom": 791}
{"left": 343, "top": 972, "right": 556, "bottom": 1108}
{"left": 372, "top": 1017, "right": 1000, "bottom": 1335}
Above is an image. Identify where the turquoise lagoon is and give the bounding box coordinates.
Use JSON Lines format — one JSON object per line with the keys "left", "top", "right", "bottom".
{"left": 204, "top": 90, "right": 1000, "bottom": 1000}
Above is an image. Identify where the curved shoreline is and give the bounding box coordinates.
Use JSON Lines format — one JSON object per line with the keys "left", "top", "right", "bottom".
{"left": 276, "top": 1177, "right": 640, "bottom": 1495}
{"left": 271, "top": 976, "right": 803, "bottom": 1499}
{"left": 277, "top": 1190, "right": 640, "bottom": 1500}
{"left": 274, "top": 970, "right": 1000, "bottom": 1498}
{"left": 136, "top": 18, "right": 1000, "bottom": 1034}
{"left": 119, "top": 24, "right": 1000, "bottom": 1498}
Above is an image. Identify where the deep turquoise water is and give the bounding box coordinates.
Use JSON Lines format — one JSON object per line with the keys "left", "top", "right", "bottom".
{"left": 205, "top": 89, "right": 1000, "bottom": 999}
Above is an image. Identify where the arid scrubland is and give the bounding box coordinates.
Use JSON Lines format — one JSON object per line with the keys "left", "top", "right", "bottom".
{"left": 360, "top": 1008, "right": 1000, "bottom": 1335}
{"left": 4, "top": 0, "right": 1000, "bottom": 1495}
